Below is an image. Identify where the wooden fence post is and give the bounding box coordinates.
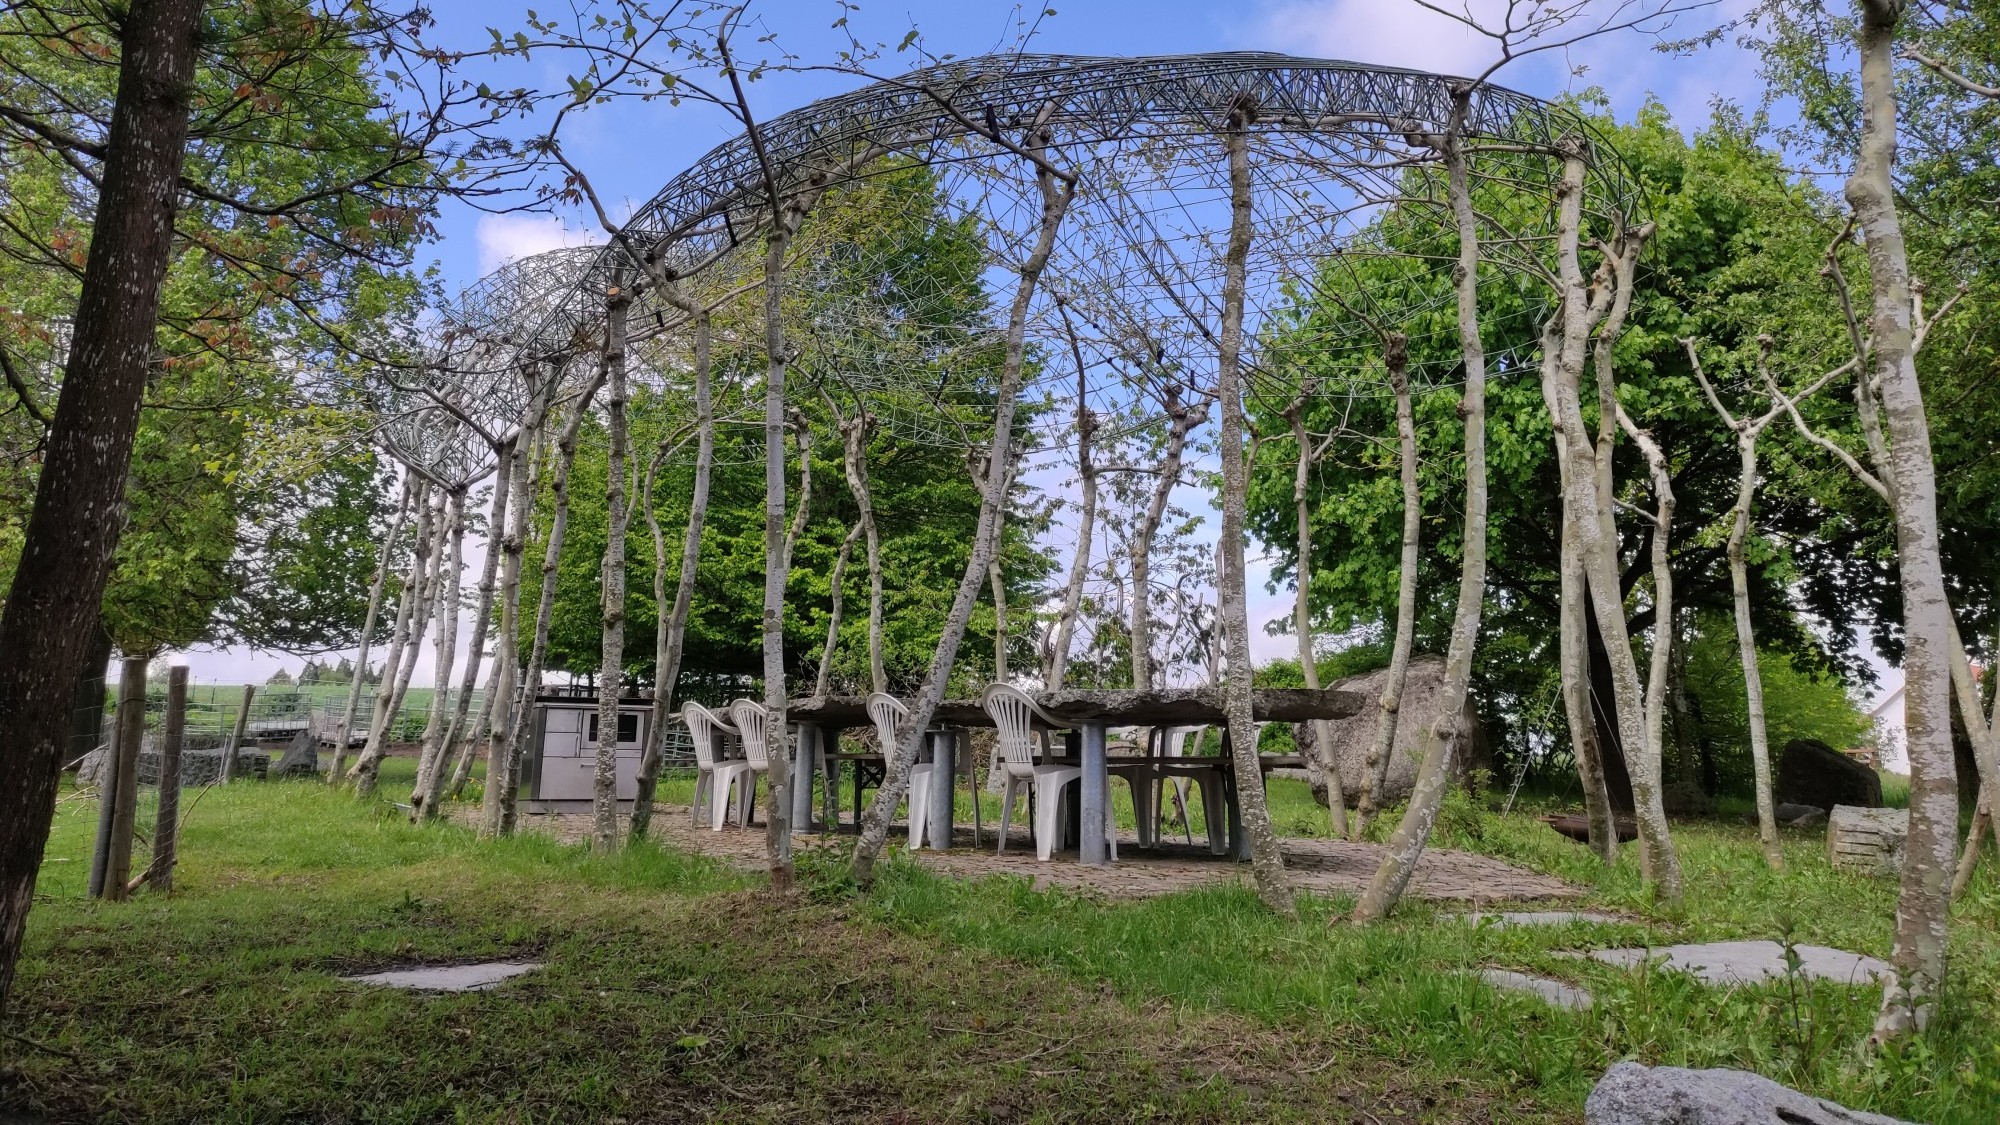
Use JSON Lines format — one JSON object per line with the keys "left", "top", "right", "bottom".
{"left": 221, "top": 683, "right": 254, "bottom": 784}
{"left": 148, "top": 665, "right": 189, "bottom": 893}
{"left": 94, "top": 656, "right": 148, "bottom": 901}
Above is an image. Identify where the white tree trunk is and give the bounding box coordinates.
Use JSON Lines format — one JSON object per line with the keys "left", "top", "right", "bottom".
{"left": 1130, "top": 386, "right": 1196, "bottom": 690}
{"left": 839, "top": 412, "right": 887, "bottom": 694}
{"left": 422, "top": 469, "right": 509, "bottom": 816}
{"left": 593, "top": 284, "right": 633, "bottom": 852}
{"left": 1356, "top": 335, "right": 1419, "bottom": 839}
{"left": 851, "top": 131, "right": 1073, "bottom": 886}
{"left": 1215, "top": 111, "right": 1294, "bottom": 914}
{"left": 332, "top": 477, "right": 412, "bottom": 783}
{"left": 478, "top": 434, "right": 529, "bottom": 837}
{"left": 1355, "top": 90, "right": 1489, "bottom": 922}
{"left": 352, "top": 483, "right": 442, "bottom": 797}
{"left": 411, "top": 489, "right": 466, "bottom": 807}
{"left": 1288, "top": 398, "right": 1346, "bottom": 837}
{"left": 631, "top": 312, "right": 715, "bottom": 842}
{"left": 1852, "top": 1, "right": 1957, "bottom": 1043}
{"left": 1725, "top": 433, "right": 1783, "bottom": 867}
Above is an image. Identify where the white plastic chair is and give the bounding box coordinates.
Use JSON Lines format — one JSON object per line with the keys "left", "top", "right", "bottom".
{"left": 867, "top": 693, "right": 927, "bottom": 847}
{"left": 1154, "top": 726, "right": 1205, "bottom": 845}
{"left": 726, "top": 698, "right": 771, "bottom": 827}
{"left": 980, "top": 684, "right": 1117, "bottom": 861}
{"left": 682, "top": 702, "right": 747, "bottom": 831}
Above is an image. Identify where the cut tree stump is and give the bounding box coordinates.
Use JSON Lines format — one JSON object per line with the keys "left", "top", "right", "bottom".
{"left": 1827, "top": 805, "right": 1907, "bottom": 875}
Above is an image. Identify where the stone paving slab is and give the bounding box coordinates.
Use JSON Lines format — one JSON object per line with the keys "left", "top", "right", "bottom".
{"left": 343, "top": 961, "right": 544, "bottom": 992}
{"left": 1460, "top": 910, "right": 1626, "bottom": 929}
{"left": 1579, "top": 941, "right": 1890, "bottom": 986}
{"left": 1479, "top": 968, "right": 1594, "bottom": 1009}
{"left": 508, "top": 807, "right": 1583, "bottom": 903}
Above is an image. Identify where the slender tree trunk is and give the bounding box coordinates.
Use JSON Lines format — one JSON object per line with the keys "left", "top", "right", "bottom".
{"left": 492, "top": 410, "right": 544, "bottom": 835}
{"left": 989, "top": 558, "right": 1010, "bottom": 681}
{"left": 1948, "top": 627, "right": 1998, "bottom": 896}
{"left": 839, "top": 413, "right": 887, "bottom": 695}
{"left": 593, "top": 283, "right": 633, "bottom": 852}
{"left": 1287, "top": 397, "right": 1347, "bottom": 837}
{"left": 477, "top": 438, "right": 524, "bottom": 835}
{"left": 1131, "top": 386, "right": 1196, "bottom": 690}
{"left": 450, "top": 642, "right": 503, "bottom": 799}
{"left": 1214, "top": 109, "right": 1294, "bottom": 914}
{"left": 815, "top": 524, "right": 861, "bottom": 698}
{"left": 520, "top": 367, "right": 609, "bottom": 759}
{"left": 352, "top": 483, "right": 440, "bottom": 796}
{"left": 97, "top": 657, "right": 148, "bottom": 902}
{"left": 412, "top": 490, "right": 465, "bottom": 806}
{"left": 1356, "top": 336, "right": 1419, "bottom": 838}
{"left": 1852, "top": 1, "right": 1957, "bottom": 1043}
{"left": 631, "top": 312, "right": 715, "bottom": 843}
{"left": 1726, "top": 434, "right": 1783, "bottom": 867}
{"left": 852, "top": 133, "right": 1073, "bottom": 886}
{"left": 418, "top": 470, "right": 507, "bottom": 817}
{"left": 761, "top": 204, "right": 806, "bottom": 889}
{"left": 1355, "top": 91, "right": 1490, "bottom": 923}
{"left": 1622, "top": 410, "right": 1678, "bottom": 857}
{"left": 0, "top": 0, "right": 205, "bottom": 1016}
{"left": 1047, "top": 394, "right": 1097, "bottom": 689}
{"left": 334, "top": 478, "right": 412, "bottom": 781}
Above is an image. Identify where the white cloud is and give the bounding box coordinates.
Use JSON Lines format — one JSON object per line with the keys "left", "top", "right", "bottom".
{"left": 1252, "top": 1, "right": 1500, "bottom": 78}
{"left": 474, "top": 213, "right": 605, "bottom": 278}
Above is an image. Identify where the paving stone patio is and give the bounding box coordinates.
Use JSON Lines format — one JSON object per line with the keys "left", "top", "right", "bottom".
{"left": 512, "top": 808, "right": 1584, "bottom": 903}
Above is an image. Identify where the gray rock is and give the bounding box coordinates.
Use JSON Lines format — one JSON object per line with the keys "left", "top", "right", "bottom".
{"left": 1585, "top": 1061, "right": 1915, "bottom": 1124}
{"left": 1294, "top": 654, "right": 1488, "bottom": 808}
{"left": 1777, "top": 802, "right": 1827, "bottom": 828}
{"left": 72, "top": 744, "right": 110, "bottom": 787}
{"left": 1480, "top": 968, "right": 1593, "bottom": 1009}
{"left": 1583, "top": 940, "right": 1890, "bottom": 986}
{"left": 273, "top": 728, "right": 321, "bottom": 778}
{"left": 1828, "top": 805, "right": 1907, "bottom": 874}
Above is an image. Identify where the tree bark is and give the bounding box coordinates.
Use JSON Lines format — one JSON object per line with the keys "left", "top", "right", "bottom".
{"left": 412, "top": 490, "right": 466, "bottom": 806}
{"left": 631, "top": 311, "right": 714, "bottom": 843}
{"left": 519, "top": 366, "right": 608, "bottom": 775}
{"left": 839, "top": 410, "right": 887, "bottom": 694}
{"left": 221, "top": 684, "right": 253, "bottom": 786}
{"left": 1620, "top": 407, "right": 1678, "bottom": 864}
{"left": 1851, "top": 0, "right": 1958, "bottom": 1046}
{"left": 1355, "top": 89, "right": 1489, "bottom": 922}
{"left": 1047, "top": 367, "right": 1097, "bottom": 689}
{"left": 94, "top": 657, "right": 149, "bottom": 902}
{"left": 814, "top": 524, "right": 861, "bottom": 698}
{"left": 851, "top": 129, "right": 1073, "bottom": 886}
{"left": 418, "top": 469, "right": 507, "bottom": 817}
{"left": 352, "top": 482, "right": 440, "bottom": 796}
{"left": 593, "top": 282, "right": 633, "bottom": 852}
{"left": 485, "top": 414, "right": 540, "bottom": 836}
{"left": 1131, "top": 385, "right": 1196, "bottom": 690}
{"left": 333, "top": 477, "right": 411, "bottom": 781}
{"left": 1355, "top": 336, "right": 1419, "bottom": 838}
{"left": 1215, "top": 108, "right": 1294, "bottom": 914}
{"left": 0, "top": 0, "right": 205, "bottom": 1017}
{"left": 146, "top": 665, "right": 187, "bottom": 893}
{"left": 1287, "top": 396, "right": 1346, "bottom": 838}
{"left": 1726, "top": 427, "right": 1783, "bottom": 866}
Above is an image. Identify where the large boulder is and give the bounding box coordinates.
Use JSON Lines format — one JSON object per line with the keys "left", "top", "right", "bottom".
{"left": 1585, "top": 1061, "right": 1913, "bottom": 1124}
{"left": 1776, "top": 738, "right": 1881, "bottom": 813}
{"left": 273, "top": 728, "right": 321, "bottom": 778}
{"left": 1294, "top": 654, "right": 1486, "bottom": 809}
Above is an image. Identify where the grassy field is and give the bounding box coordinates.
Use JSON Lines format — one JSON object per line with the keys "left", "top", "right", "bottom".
{"left": 4, "top": 761, "right": 1997, "bottom": 1122}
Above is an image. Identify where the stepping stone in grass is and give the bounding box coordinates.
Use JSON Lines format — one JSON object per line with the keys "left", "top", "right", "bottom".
{"left": 1581, "top": 941, "right": 1888, "bottom": 986}
{"left": 343, "top": 961, "right": 544, "bottom": 992}
{"left": 1479, "top": 968, "right": 1594, "bottom": 1009}
{"left": 1460, "top": 910, "right": 1624, "bottom": 929}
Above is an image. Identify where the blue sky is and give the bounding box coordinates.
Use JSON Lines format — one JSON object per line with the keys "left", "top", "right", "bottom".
{"left": 429, "top": 0, "right": 1772, "bottom": 293}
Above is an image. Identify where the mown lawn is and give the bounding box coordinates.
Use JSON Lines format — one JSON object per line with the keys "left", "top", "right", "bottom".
{"left": 4, "top": 761, "right": 1997, "bottom": 1122}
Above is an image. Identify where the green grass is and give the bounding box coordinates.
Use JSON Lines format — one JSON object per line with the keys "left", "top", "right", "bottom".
{"left": 8, "top": 765, "right": 1997, "bottom": 1122}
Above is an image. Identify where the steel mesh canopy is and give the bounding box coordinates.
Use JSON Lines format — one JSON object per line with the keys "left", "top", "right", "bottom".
{"left": 413, "top": 50, "right": 1640, "bottom": 451}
